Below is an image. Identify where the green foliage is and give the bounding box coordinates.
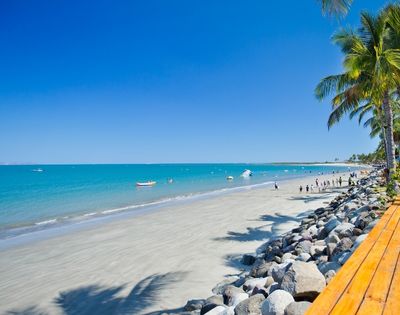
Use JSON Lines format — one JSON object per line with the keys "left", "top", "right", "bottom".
{"left": 319, "top": 0, "right": 353, "bottom": 17}
{"left": 387, "top": 166, "right": 400, "bottom": 198}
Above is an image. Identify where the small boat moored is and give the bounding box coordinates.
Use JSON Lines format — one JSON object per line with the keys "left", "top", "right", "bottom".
{"left": 136, "top": 181, "right": 156, "bottom": 187}
{"left": 240, "top": 169, "right": 253, "bottom": 178}
{"left": 226, "top": 176, "right": 234, "bottom": 180}
{"left": 32, "top": 168, "right": 44, "bottom": 172}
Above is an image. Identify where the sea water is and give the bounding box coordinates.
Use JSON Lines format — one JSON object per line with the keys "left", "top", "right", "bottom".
{"left": 0, "top": 163, "right": 357, "bottom": 238}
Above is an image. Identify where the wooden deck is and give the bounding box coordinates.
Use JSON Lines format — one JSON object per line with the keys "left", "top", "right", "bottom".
{"left": 305, "top": 197, "right": 400, "bottom": 315}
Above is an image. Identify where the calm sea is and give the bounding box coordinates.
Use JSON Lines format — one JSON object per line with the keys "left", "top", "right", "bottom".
{"left": 0, "top": 163, "right": 357, "bottom": 238}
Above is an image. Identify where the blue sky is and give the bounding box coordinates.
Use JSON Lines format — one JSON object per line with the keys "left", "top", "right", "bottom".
{"left": 0, "top": 0, "right": 388, "bottom": 164}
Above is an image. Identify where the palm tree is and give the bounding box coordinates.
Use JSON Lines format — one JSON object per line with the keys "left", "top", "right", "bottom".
{"left": 315, "top": 7, "right": 400, "bottom": 175}
{"left": 319, "top": 0, "right": 353, "bottom": 17}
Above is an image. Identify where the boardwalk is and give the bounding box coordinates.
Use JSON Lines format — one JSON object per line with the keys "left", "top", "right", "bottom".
{"left": 305, "top": 197, "right": 400, "bottom": 315}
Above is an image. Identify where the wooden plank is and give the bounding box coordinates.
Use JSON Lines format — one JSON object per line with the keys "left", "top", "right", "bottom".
{"left": 305, "top": 203, "right": 400, "bottom": 315}
{"left": 329, "top": 213, "right": 400, "bottom": 315}
{"left": 356, "top": 217, "right": 400, "bottom": 315}
{"left": 382, "top": 250, "right": 400, "bottom": 314}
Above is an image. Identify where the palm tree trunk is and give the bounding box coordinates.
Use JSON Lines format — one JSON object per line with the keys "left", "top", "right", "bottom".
{"left": 383, "top": 90, "right": 397, "bottom": 175}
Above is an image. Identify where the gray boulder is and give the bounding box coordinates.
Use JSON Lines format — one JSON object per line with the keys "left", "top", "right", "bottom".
{"left": 223, "top": 285, "right": 246, "bottom": 306}
{"left": 295, "top": 253, "right": 311, "bottom": 262}
{"left": 213, "top": 276, "right": 240, "bottom": 295}
{"left": 332, "top": 237, "right": 353, "bottom": 256}
{"left": 242, "top": 254, "right": 257, "bottom": 266}
{"left": 318, "top": 261, "right": 342, "bottom": 274}
{"left": 269, "top": 261, "right": 293, "bottom": 283}
{"left": 266, "top": 282, "right": 280, "bottom": 295}
{"left": 206, "top": 295, "right": 224, "bottom": 305}
{"left": 323, "top": 218, "right": 340, "bottom": 234}
{"left": 243, "top": 277, "right": 269, "bottom": 292}
{"left": 261, "top": 290, "right": 294, "bottom": 315}
{"left": 284, "top": 301, "right": 311, "bottom": 315}
{"left": 202, "top": 305, "right": 228, "bottom": 315}
{"left": 234, "top": 294, "right": 265, "bottom": 315}
{"left": 353, "top": 234, "right": 368, "bottom": 249}
{"left": 295, "top": 241, "right": 312, "bottom": 255}
{"left": 280, "top": 261, "right": 326, "bottom": 300}
{"left": 251, "top": 261, "right": 277, "bottom": 278}
{"left": 185, "top": 299, "right": 206, "bottom": 311}
{"left": 310, "top": 245, "right": 326, "bottom": 257}
{"left": 324, "top": 270, "right": 336, "bottom": 284}
{"left": 332, "top": 223, "right": 355, "bottom": 238}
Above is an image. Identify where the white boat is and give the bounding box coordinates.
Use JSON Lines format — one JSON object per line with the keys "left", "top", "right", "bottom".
{"left": 136, "top": 181, "right": 156, "bottom": 187}
{"left": 226, "top": 176, "right": 234, "bottom": 180}
{"left": 32, "top": 168, "right": 44, "bottom": 172}
{"left": 240, "top": 169, "right": 253, "bottom": 178}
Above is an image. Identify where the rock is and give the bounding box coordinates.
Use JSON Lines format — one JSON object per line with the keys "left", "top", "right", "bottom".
{"left": 314, "top": 240, "right": 326, "bottom": 246}
{"left": 316, "top": 255, "right": 328, "bottom": 264}
{"left": 269, "top": 261, "right": 293, "bottom": 283}
{"left": 324, "top": 270, "right": 336, "bottom": 284}
{"left": 281, "top": 253, "right": 293, "bottom": 263}
{"left": 202, "top": 305, "right": 228, "bottom": 315}
{"left": 266, "top": 282, "right": 280, "bottom": 295}
{"left": 326, "top": 243, "right": 337, "bottom": 257}
{"left": 213, "top": 277, "right": 240, "bottom": 295}
{"left": 337, "top": 251, "right": 352, "bottom": 265}
{"left": 295, "top": 241, "right": 312, "bottom": 255}
{"left": 364, "top": 219, "right": 378, "bottom": 233}
{"left": 242, "top": 254, "right": 257, "bottom": 266}
{"left": 251, "top": 261, "right": 277, "bottom": 278}
{"left": 206, "top": 295, "right": 224, "bottom": 306}
{"left": 307, "top": 225, "right": 318, "bottom": 236}
{"left": 261, "top": 290, "right": 294, "bottom": 315}
{"left": 310, "top": 245, "right": 326, "bottom": 257}
{"left": 333, "top": 238, "right": 353, "bottom": 256}
{"left": 231, "top": 293, "right": 250, "bottom": 308}
{"left": 280, "top": 261, "right": 326, "bottom": 300}
{"left": 352, "top": 228, "right": 362, "bottom": 236}
{"left": 295, "top": 253, "right": 311, "bottom": 262}
{"left": 325, "top": 233, "right": 340, "bottom": 244}
{"left": 202, "top": 304, "right": 225, "bottom": 315}
{"left": 234, "top": 294, "right": 265, "bottom": 315}
{"left": 252, "top": 285, "right": 269, "bottom": 297}
{"left": 332, "top": 223, "right": 355, "bottom": 238}
{"left": 265, "top": 246, "right": 283, "bottom": 261}
{"left": 317, "top": 261, "right": 341, "bottom": 275}
{"left": 185, "top": 299, "right": 206, "bottom": 311}
{"left": 323, "top": 218, "right": 340, "bottom": 234}
{"left": 284, "top": 301, "right": 311, "bottom": 315}
{"left": 354, "top": 212, "right": 372, "bottom": 230}
{"left": 243, "top": 278, "right": 269, "bottom": 292}
{"left": 223, "top": 285, "right": 246, "bottom": 306}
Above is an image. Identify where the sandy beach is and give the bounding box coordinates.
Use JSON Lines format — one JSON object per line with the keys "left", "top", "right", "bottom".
{"left": 0, "top": 173, "right": 352, "bottom": 315}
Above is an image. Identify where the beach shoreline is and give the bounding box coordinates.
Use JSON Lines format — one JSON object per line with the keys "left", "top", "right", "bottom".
{"left": 0, "top": 171, "right": 359, "bottom": 314}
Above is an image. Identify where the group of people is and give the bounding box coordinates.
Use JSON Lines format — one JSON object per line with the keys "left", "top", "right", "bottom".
{"left": 299, "top": 176, "right": 344, "bottom": 193}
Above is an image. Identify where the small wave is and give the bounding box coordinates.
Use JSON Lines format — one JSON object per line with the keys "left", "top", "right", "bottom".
{"left": 35, "top": 219, "right": 57, "bottom": 226}
{"left": 83, "top": 212, "right": 97, "bottom": 217}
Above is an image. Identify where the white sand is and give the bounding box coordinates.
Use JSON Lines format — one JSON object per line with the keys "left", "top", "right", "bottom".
{"left": 0, "top": 173, "right": 352, "bottom": 314}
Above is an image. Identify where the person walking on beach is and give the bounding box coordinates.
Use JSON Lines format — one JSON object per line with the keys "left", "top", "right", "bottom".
{"left": 299, "top": 185, "right": 303, "bottom": 193}
{"left": 274, "top": 182, "right": 279, "bottom": 190}
{"left": 315, "top": 178, "right": 319, "bottom": 187}
{"left": 306, "top": 185, "right": 309, "bottom": 193}
{"left": 310, "top": 184, "right": 314, "bottom": 192}
{"left": 339, "top": 177, "right": 342, "bottom": 187}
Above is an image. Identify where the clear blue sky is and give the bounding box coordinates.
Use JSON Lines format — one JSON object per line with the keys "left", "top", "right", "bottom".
{"left": 0, "top": 0, "right": 388, "bottom": 164}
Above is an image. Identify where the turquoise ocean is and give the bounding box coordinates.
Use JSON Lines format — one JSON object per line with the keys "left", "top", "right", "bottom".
{"left": 0, "top": 164, "right": 358, "bottom": 239}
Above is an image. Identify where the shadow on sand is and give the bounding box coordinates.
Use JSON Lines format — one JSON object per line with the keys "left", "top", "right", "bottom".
{"left": 6, "top": 272, "right": 187, "bottom": 315}
{"left": 218, "top": 209, "right": 317, "bottom": 272}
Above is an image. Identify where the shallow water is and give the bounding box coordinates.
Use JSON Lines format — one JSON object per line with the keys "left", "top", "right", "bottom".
{"left": 0, "top": 163, "right": 356, "bottom": 237}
